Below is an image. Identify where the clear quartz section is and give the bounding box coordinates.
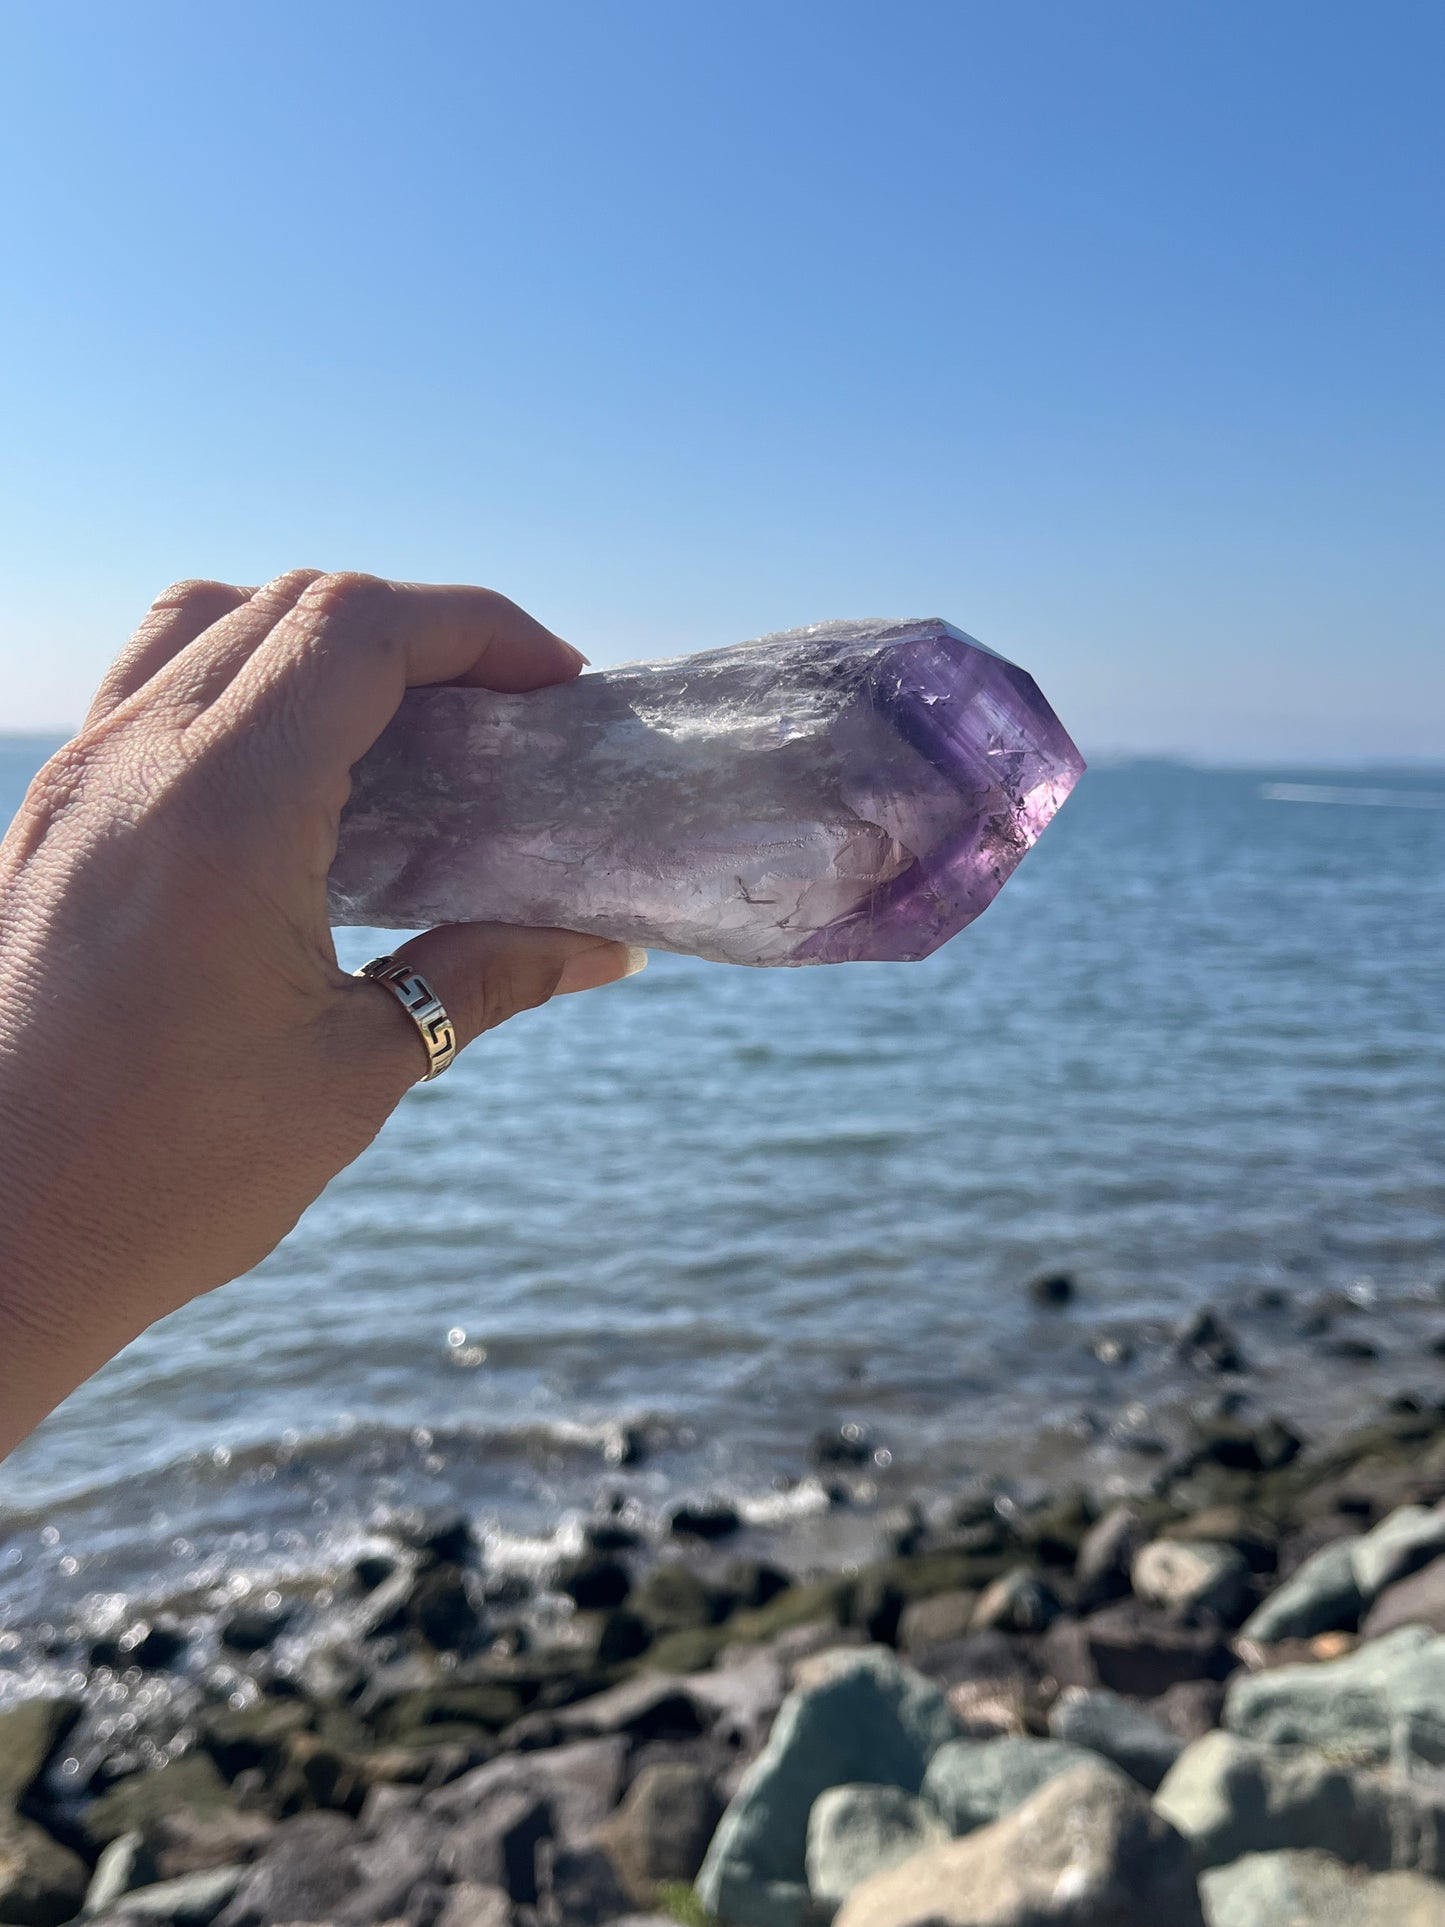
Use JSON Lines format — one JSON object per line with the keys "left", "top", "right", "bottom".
{"left": 329, "top": 618, "right": 1086, "bottom": 966}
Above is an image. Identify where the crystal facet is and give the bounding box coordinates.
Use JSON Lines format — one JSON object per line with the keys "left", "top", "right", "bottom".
{"left": 329, "top": 618, "right": 1085, "bottom": 966}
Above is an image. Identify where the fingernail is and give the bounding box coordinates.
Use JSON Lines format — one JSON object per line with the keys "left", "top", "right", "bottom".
{"left": 556, "top": 943, "right": 648, "bottom": 995}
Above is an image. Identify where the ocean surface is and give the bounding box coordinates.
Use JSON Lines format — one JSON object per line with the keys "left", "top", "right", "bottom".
{"left": 2, "top": 736, "right": 1444, "bottom": 1642}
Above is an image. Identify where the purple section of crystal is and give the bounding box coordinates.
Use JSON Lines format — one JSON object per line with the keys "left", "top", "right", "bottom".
{"left": 329, "top": 619, "right": 1084, "bottom": 967}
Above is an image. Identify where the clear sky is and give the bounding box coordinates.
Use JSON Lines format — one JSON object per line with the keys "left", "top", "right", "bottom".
{"left": 0, "top": 1, "right": 1440, "bottom": 758}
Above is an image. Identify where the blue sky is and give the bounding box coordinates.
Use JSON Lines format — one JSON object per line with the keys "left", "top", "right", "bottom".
{"left": 0, "top": 1, "right": 1440, "bottom": 756}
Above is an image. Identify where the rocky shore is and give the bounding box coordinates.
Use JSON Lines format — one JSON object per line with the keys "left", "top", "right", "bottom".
{"left": 7, "top": 1369, "right": 1445, "bottom": 1925}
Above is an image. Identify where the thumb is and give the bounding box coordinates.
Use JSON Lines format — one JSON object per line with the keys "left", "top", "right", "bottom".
{"left": 357, "top": 923, "right": 646, "bottom": 1079}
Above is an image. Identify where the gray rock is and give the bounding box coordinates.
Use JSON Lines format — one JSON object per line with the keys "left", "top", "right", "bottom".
{"left": 1048, "top": 1687, "right": 1185, "bottom": 1792}
{"left": 1043, "top": 1602, "right": 1235, "bottom": 1700}
{"left": 1154, "top": 1728, "right": 1445, "bottom": 1874}
{"left": 0, "top": 1805, "right": 92, "bottom": 1927}
{"left": 1224, "top": 1626, "right": 1445, "bottom": 1760}
{"left": 433, "top": 1884, "right": 514, "bottom": 1927}
{"left": 439, "top": 1786, "right": 550, "bottom": 1900}
{"left": 806, "top": 1784, "right": 946, "bottom": 1912}
{"left": 1199, "top": 1849, "right": 1445, "bottom": 1926}
{"left": 1238, "top": 1538, "right": 1364, "bottom": 1643}
{"left": 89, "top": 1866, "right": 245, "bottom": 1927}
{"left": 1366, "top": 1555, "right": 1445, "bottom": 1641}
{"left": 1132, "top": 1540, "right": 1250, "bottom": 1623}
{"left": 341, "top": 1806, "right": 451, "bottom": 1923}
{"left": 897, "top": 1591, "right": 978, "bottom": 1655}
{"left": 970, "top": 1568, "right": 1058, "bottom": 1634}
{"left": 595, "top": 1762, "right": 722, "bottom": 1907}
{"left": 81, "top": 1753, "right": 237, "bottom": 1853}
{"left": 212, "top": 1813, "right": 359, "bottom": 1927}
{"left": 1354, "top": 1506, "right": 1445, "bottom": 1601}
{"left": 834, "top": 1759, "right": 1206, "bottom": 1926}
{"left": 535, "top": 1839, "right": 632, "bottom": 1926}
{"left": 424, "top": 1737, "right": 628, "bottom": 1844}
{"left": 695, "top": 1647, "right": 959, "bottom": 1927}
{"left": 0, "top": 1695, "right": 82, "bottom": 1804}
{"left": 83, "top": 1833, "right": 157, "bottom": 1916}
{"left": 922, "top": 1736, "right": 1101, "bottom": 1836}
{"left": 1075, "top": 1505, "right": 1147, "bottom": 1606}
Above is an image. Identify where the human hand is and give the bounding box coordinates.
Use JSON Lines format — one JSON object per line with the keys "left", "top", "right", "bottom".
{"left": 0, "top": 571, "right": 642, "bottom": 1458}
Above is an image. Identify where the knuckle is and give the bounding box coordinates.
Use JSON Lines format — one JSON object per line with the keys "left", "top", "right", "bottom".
{"left": 257, "top": 567, "right": 327, "bottom": 605}
{"left": 301, "top": 570, "right": 392, "bottom": 620}
{"left": 151, "top": 578, "right": 240, "bottom": 615}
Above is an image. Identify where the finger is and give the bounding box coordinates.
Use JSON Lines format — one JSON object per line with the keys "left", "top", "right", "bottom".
{"left": 143, "top": 569, "right": 325, "bottom": 720}
{"left": 347, "top": 925, "right": 647, "bottom": 1088}
{"left": 198, "top": 574, "right": 586, "bottom": 782}
{"left": 85, "top": 580, "right": 254, "bottom": 728}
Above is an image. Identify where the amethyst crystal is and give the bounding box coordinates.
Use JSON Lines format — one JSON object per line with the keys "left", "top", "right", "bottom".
{"left": 329, "top": 619, "right": 1085, "bottom": 966}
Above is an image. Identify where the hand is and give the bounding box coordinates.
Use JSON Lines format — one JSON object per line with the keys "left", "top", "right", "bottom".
{"left": 0, "top": 571, "right": 642, "bottom": 1458}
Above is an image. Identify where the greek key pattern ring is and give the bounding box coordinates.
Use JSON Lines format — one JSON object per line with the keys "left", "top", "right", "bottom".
{"left": 354, "top": 954, "right": 458, "bottom": 1081}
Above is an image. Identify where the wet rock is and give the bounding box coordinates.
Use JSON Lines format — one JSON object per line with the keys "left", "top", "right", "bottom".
{"left": 1188, "top": 1416, "right": 1300, "bottom": 1474}
{"left": 1239, "top": 1537, "right": 1363, "bottom": 1642}
{"left": 552, "top": 1553, "right": 631, "bottom": 1613}
{"left": 723, "top": 1559, "right": 792, "bottom": 1613}
{"left": 970, "top": 1568, "right": 1058, "bottom": 1635}
{"left": 834, "top": 1760, "right": 1205, "bottom": 1927}
{"left": 380, "top": 1507, "right": 476, "bottom": 1567}
{"left": 898, "top": 1590, "right": 979, "bottom": 1656}
{"left": 90, "top": 1621, "right": 189, "bottom": 1673}
{"left": 88, "top": 1864, "right": 247, "bottom": 1925}
{"left": 631, "top": 1564, "right": 714, "bottom": 1632}
{"left": 353, "top": 1551, "right": 400, "bottom": 1592}
{"left": 805, "top": 1785, "right": 946, "bottom": 1914}
{"left": 1043, "top": 1602, "right": 1237, "bottom": 1699}
{"left": 812, "top": 1425, "right": 874, "bottom": 1467}
{"left": 1352, "top": 1504, "right": 1445, "bottom": 1600}
{"left": 433, "top": 1884, "right": 513, "bottom": 1927}
{"left": 1074, "top": 1505, "right": 1147, "bottom": 1608}
{"left": 0, "top": 1805, "right": 92, "bottom": 1927}
{"left": 198, "top": 1697, "right": 313, "bottom": 1781}
{"left": 82, "top": 1753, "right": 238, "bottom": 1853}
{"left": 1224, "top": 1626, "right": 1445, "bottom": 1761}
{"left": 405, "top": 1562, "right": 486, "bottom": 1652}
{"left": 1048, "top": 1688, "right": 1184, "bottom": 1792}
{"left": 1174, "top": 1308, "right": 1245, "bottom": 1374}
{"left": 1322, "top": 1335, "right": 1380, "bottom": 1360}
{"left": 1155, "top": 1728, "right": 1445, "bottom": 1874}
{"left": 1132, "top": 1539, "right": 1251, "bottom": 1624}
{"left": 695, "top": 1648, "right": 959, "bottom": 1927}
{"left": 1199, "top": 1850, "right": 1445, "bottom": 1927}
{"left": 218, "top": 1603, "right": 292, "bottom": 1654}
{"left": 0, "top": 1694, "right": 82, "bottom": 1803}
{"left": 922, "top": 1735, "right": 1098, "bottom": 1836}
{"left": 1027, "top": 1272, "right": 1075, "bottom": 1308}
{"left": 212, "top": 1811, "right": 359, "bottom": 1927}
{"left": 1365, "top": 1555, "right": 1445, "bottom": 1640}
{"left": 595, "top": 1762, "right": 722, "bottom": 1908}
{"left": 668, "top": 1500, "right": 742, "bottom": 1542}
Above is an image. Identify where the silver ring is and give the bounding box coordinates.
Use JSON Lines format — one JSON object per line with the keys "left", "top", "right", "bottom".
{"left": 354, "top": 954, "right": 458, "bottom": 1081}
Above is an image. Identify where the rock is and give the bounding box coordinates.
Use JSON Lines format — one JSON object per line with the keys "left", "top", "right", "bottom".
{"left": 695, "top": 1648, "right": 959, "bottom": 1927}
{"left": 669, "top": 1501, "right": 742, "bottom": 1541}
{"left": 812, "top": 1426, "right": 874, "bottom": 1467}
{"left": 212, "top": 1813, "right": 359, "bottom": 1927}
{"left": 447, "top": 1885, "right": 519, "bottom": 1927}
{"left": 942, "top": 1676, "right": 1039, "bottom": 1742}
{"left": 1238, "top": 1537, "right": 1364, "bottom": 1642}
{"left": 218, "top": 1602, "right": 292, "bottom": 1653}
{"left": 724, "top": 1559, "right": 792, "bottom": 1612}
{"left": 631, "top": 1564, "right": 714, "bottom": 1631}
{"left": 1154, "top": 1728, "right": 1445, "bottom": 1873}
{"left": 536, "top": 1840, "right": 631, "bottom": 1925}
{"left": 805, "top": 1785, "right": 947, "bottom": 1913}
{"left": 1366, "top": 1555, "right": 1445, "bottom": 1639}
{"left": 1048, "top": 1688, "right": 1184, "bottom": 1792}
{"left": 1148, "top": 1680, "right": 1226, "bottom": 1744}
{"left": 834, "top": 1760, "right": 1206, "bottom": 1927}
{"left": 595, "top": 1763, "right": 722, "bottom": 1907}
{"left": 1353, "top": 1506, "right": 1445, "bottom": 1601}
{"left": 433, "top": 1884, "right": 514, "bottom": 1927}
{"left": 437, "top": 1785, "right": 549, "bottom": 1899}
{"left": 0, "top": 1805, "right": 92, "bottom": 1927}
{"left": 1027, "top": 1272, "right": 1075, "bottom": 1308}
{"left": 514, "top": 1674, "right": 711, "bottom": 1749}
{"left": 379, "top": 1506, "right": 476, "bottom": 1566}
{"left": 1188, "top": 1417, "right": 1301, "bottom": 1474}
{"left": 90, "top": 1865, "right": 246, "bottom": 1925}
{"left": 554, "top": 1554, "right": 632, "bottom": 1613}
{"left": 1224, "top": 1625, "right": 1445, "bottom": 1761}
{"left": 898, "top": 1591, "right": 979, "bottom": 1655}
{"left": 1174, "top": 1308, "right": 1245, "bottom": 1375}
{"left": 402, "top": 1562, "right": 484, "bottom": 1651}
{"left": 198, "top": 1697, "right": 313, "bottom": 1779}
{"left": 1132, "top": 1540, "right": 1251, "bottom": 1624}
{"left": 1199, "top": 1850, "right": 1445, "bottom": 1927}
{"left": 0, "top": 1695, "right": 82, "bottom": 1804}
{"left": 970, "top": 1568, "right": 1058, "bottom": 1634}
{"left": 84, "top": 1832, "right": 158, "bottom": 1916}
{"left": 82, "top": 1753, "right": 238, "bottom": 1852}
{"left": 90, "top": 1620, "right": 189, "bottom": 1673}
{"left": 1167, "top": 1505, "right": 1277, "bottom": 1572}
{"left": 151, "top": 1812, "right": 276, "bottom": 1883}
{"left": 425, "top": 1738, "right": 628, "bottom": 1847}
{"left": 1075, "top": 1506, "right": 1147, "bottom": 1608}
{"left": 1043, "top": 1602, "right": 1236, "bottom": 1699}
{"left": 922, "top": 1735, "right": 1100, "bottom": 1836}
